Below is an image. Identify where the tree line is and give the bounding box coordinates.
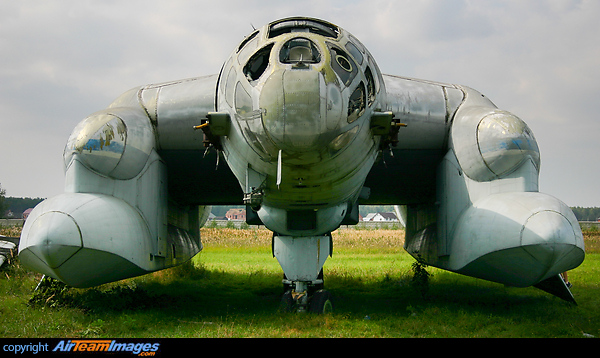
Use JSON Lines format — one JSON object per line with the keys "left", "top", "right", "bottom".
{"left": 571, "top": 207, "right": 600, "bottom": 222}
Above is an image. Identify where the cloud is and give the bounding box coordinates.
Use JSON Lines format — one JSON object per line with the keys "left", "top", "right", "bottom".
{"left": 1, "top": 0, "right": 598, "bottom": 206}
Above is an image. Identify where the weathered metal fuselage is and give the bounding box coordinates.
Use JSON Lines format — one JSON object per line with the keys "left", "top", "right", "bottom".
{"left": 215, "top": 19, "right": 386, "bottom": 235}
{"left": 18, "top": 17, "right": 584, "bottom": 303}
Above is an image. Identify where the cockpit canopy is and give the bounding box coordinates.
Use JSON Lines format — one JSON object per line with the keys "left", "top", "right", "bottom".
{"left": 217, "top": 17, "right": 386, "bottom": 159}
{"left": 280, "top": 38, "right": 321, "bottom": 64}
{"left": 268, "top": 18, "right": 339, "bottom": 39}
{"left": 232, "top": 17, "right": 382, "bottom": 91}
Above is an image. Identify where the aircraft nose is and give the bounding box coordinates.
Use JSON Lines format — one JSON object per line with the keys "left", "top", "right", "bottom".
{"left": 20, "top": 211, "right": 82, "bottom": 270}
{"left": 260, "top": 69, "right": 331, "bottom": 153}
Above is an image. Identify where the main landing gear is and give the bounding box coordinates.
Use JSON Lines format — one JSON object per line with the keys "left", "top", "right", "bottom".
{"left": 273, "top": 234, "right": 333, "bottom": 314}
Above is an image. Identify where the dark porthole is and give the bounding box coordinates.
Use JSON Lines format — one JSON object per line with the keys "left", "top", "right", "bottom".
{"left": 243, "top": 44, "right": 273, "bottom": 82}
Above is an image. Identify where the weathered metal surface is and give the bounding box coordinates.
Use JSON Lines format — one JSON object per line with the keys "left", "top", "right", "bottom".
{"left": 19, "top": 17, "right": 583, "bottom": 302}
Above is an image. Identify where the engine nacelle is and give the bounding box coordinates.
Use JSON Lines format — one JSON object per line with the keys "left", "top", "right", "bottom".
{"left": 64, "top": 107, "right": 154, "bottom": 180}
{"left": 451, "top": 87, "right": 540, "bottom": 182}
{"left": 403, "top": 85, "right": 584, "bottom": 294}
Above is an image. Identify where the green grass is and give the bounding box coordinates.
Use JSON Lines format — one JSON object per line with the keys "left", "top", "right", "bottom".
{"left": 1, "top": 227, "right": 599, "bottom": 338}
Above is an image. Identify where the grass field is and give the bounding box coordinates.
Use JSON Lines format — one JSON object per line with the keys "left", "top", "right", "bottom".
{"left": 1, "top": 226, "right": 599, "bottom": 338}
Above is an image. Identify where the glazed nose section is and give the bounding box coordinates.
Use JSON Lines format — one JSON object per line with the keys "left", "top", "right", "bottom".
{"left": 19, "top": 211, "right": 82, "bottom": 271}
{"left": 260, "top": 69, "right": 326, "bottom": 152}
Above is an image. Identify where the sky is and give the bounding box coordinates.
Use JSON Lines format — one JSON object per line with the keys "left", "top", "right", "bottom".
{"left": 1, "top": 0, "right": 599, "bottom": 207}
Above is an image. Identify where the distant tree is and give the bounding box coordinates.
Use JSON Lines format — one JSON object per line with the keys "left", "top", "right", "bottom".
{"left": 571, "top": 207, "right": 600, "bottom": 221}
{"left": 0, "top": 183, "right": 5, "bottom": 218}
{"left": 4, "top": 197, "right": 44, "bottom": 217}
{"left": 211, "top": 205, "right": 243, "bottom": 217}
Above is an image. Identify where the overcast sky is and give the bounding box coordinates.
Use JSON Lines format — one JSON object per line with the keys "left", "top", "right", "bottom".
{"left": 1, "top": 0, "right": 599, "bottom": 207}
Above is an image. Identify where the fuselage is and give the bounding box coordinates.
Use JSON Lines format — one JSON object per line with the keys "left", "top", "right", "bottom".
{"left": 17, "top": 16, "right": 584, "bottom": 300}
{"left": 215, "top": 18, "right": 387, "bottom": 235}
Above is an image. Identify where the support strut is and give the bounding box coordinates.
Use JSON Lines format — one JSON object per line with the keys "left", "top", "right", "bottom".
{"left": 273, "top": 234, "right": 333, "bottom": 313}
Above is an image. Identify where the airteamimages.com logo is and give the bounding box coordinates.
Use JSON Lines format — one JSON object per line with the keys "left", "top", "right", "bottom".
{"left": 54, "top": 340, "right": 160, "bottom": 355}
{"left": 3, "top": 340, "right": 161, "bottom": 356}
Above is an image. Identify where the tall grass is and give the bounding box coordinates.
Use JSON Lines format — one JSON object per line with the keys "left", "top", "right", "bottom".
{"left": 1, "top": 225, "right": 599, "bottom": 338}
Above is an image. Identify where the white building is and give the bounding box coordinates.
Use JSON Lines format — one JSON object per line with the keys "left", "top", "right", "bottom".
{"left": 362, "top": 212, "right": 398, "bottom": 222}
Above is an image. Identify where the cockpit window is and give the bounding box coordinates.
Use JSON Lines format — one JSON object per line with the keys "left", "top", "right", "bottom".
{"left": 365, "top": 67, "right": 376, "bottom": 107}
{"left": 280, "top": 38, "right": 321, "bottom": 64}
{"left": 328, "top": 44, "right": 359, "bottom": 86}
{"left": 237, "top": 30, "right": 259, "bottom": 53}
{"left": 345, "top": 41, "right": 363, "bottom": 65}
{"left": 235, "top": 82, "right": 252, "bottom": 115}
{"left": 348, "top": 82, "right": 366, "bottom": 123}
{"left": 268, "top": 18, "right": 339, "bottom": 39}
{"left": 237, "top": 37, "right": 258, "bottom": 66}
{"left": 244, "top": 44, "right": 273, "bottom": 82}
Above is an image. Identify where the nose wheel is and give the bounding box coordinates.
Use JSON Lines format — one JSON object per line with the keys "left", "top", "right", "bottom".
{"left": 273, "top": 234, "right": 333, "bottom": 313}
{"left": 280, "top": 285, "right": 333, "bottom": 314}
{"left": 280, "top": 271, "right": 333, "bottom": 313}
{"left": 309, "top": 289, "right": 333, "bottom": 314}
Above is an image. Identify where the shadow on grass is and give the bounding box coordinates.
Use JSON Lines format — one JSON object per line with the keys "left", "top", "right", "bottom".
{"left": 18, "top": 260, "right": 597, "bottom": 338}
{"left": 51, "top": 263, "right": 571, "bottom": 320}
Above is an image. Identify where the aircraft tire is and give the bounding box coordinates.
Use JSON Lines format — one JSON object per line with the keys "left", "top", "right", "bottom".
{"left": 309, "top": 289, "right": 333, "bottom": 314}
{"left": 278, "top": 290, "right": 295, "bottom": 313}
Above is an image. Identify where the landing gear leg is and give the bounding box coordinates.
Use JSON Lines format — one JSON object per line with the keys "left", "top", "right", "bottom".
{"left": 274, "top": 234, "right": 333, "bottom": 314}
